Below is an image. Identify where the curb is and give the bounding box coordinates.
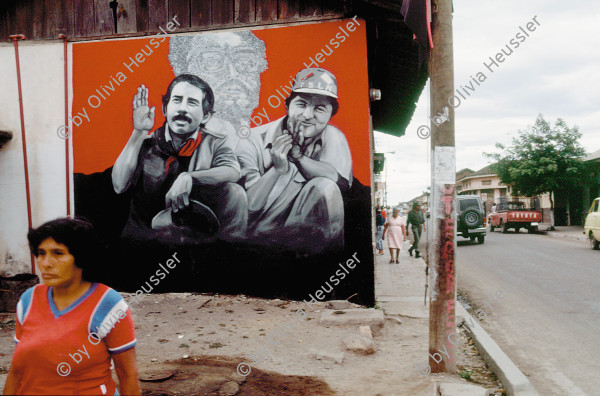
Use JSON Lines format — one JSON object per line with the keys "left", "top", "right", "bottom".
{"left": 488, "top": 225, "right": 587, "bottom": 242}
{"left": 542, "top": 231, "right": 587, "bottom": 243}
{"left": 535, "top": 224, "right": 587, "bottom": 242}
{"left": 456, "top": 303, "right": 539, "bottom": 396}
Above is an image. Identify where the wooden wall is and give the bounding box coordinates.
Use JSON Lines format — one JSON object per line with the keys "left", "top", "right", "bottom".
{"left": 1, "top": 0, "right": 427, "bottom": 138}
{"left": 0, "top": 0, "right": 348, "bottom": 42}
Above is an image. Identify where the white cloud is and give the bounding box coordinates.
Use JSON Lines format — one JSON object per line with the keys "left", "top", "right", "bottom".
{"left": 380, "top": 0, "right": 600, "bottom": 203}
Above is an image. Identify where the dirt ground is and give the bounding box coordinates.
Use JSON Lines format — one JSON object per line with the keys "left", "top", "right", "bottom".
{"left": 0, "top": 293, "right": 503, "bottom": 395}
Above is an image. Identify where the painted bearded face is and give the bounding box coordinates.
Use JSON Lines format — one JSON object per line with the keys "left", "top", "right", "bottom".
{"left": 169, "top": 32, "right": 267, "bottom": 130}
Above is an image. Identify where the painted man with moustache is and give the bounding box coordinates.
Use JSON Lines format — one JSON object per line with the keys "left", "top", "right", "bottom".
{"left": 112, "top": 74, "right": 247, "bottom": 240}
{"left": 237, "top": 68, "right": 352, "bottom": 249}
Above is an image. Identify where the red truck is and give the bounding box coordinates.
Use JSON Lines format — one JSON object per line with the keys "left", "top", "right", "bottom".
{"left": 489, "top": 201, "right": 542, "bottom": 233}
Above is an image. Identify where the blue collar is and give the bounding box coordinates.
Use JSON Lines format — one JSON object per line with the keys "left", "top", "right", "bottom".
{"left": 48, "top": 283, "right": 98, "bottom": 318}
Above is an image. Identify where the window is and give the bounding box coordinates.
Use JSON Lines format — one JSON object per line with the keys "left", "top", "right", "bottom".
{"left": 459, "top": 198, "right": 479, "bottom": 211}
{"left": 508, "top": 202, "right": 525, "bottom": 210}
{"left": 482, "top": 180, "right": 491, "bottom": 186}
{"left": 593, "top": 200, "right": 599, "bottom": 213}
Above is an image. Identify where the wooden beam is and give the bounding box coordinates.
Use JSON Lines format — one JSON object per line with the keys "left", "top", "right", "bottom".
{"left": 94, "top": 0, "right": 115, "bottom": 35}
{"left": 257, "top": 0, "right": 277, "bottom": 22}
{"left": 44, "top": 0, "right": 70, "bottom": 38}
{"left": 212, "top": 0, "right": 234, "bottom": 25}
{"left": 0, "top": 0, "right": 353, "bottom": 41}
{"left": 73, "top": 0, "right": 96, "bottom": 37}
{"left": 169, "top": 0, "right": 190, "bottom": 28}
{"left": 12, "top": 0, "right": 35, "bottom": 38}
{"left": 116, "top": 0, "right": 138, "bottom": 34}
{"left": 235, "top": 0, "right": 256, "bottom": 24}
{"left": 278, "top": 0, "right": 299, "bottom": 19}
{"left": 322, "top": 0, "right": 345, "bottom": 17}
{"left": 135, "top": 0, "right": 149, "bottom": 32}
{"left": 191, "top": 0, "right": 211, "bottom": 27}
{"left": 31, "top": 0, "right": 46, "bottom": 40}
{"left": 300, "top": 0, "right": 321, "bottom": 18}
{"left": 0, "top": 9, "right": 6, "bottom": 41}
{"left": 362, "top": 0, "right": 402, "bottom": 14}
{"left": 148, "top": 0, "right": 167, "bottom": 31}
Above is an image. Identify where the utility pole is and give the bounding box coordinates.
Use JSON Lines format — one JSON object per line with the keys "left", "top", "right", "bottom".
{"left": 428, "top": 0, "right": 456, "bottom": 373}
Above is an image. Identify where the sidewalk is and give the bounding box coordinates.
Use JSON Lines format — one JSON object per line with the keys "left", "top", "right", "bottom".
{"left": 375, "top": 245, "right": 428, "bottom": 320}
{"left": 374, "top": 245, "right": 438, "bottom": 395}
{"left": 374, "top": 246, "right": 499, "bottom": 396}
{"left": 538, "top": 225, "right": 587, "bottom": 242}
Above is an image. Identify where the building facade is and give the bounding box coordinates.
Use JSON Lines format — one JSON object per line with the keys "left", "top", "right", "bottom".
{"left": 456, "top": 165, "right": 553, "bottom": 221}
{"left": 0, "top": 0, "right": 430, "bottom": 305}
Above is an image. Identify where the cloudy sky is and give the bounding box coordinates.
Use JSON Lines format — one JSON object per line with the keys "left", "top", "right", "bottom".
{"left": 375, "top": 0, "right": 600, "bottom": 205}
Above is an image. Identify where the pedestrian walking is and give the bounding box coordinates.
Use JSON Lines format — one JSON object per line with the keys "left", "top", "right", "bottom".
{"left": 375, "top": 208, "right": 384, "bottom": 255}
{"left": 382, "top": 208, "right": 407, "bottom": 263}
{"left": 407, "top": 202, "right": 426, "bottom": 258}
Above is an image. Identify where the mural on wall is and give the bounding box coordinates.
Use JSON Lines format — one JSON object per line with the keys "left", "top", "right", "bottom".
{"left": 72, "top": 19, "right": 374, "bottom": 304}
{"left": 168, "top": 32, "right": 267, "bottom": 136}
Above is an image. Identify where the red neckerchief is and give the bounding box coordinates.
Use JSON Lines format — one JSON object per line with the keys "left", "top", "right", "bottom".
{"left": 165, "top": 132, "right": 202, "bottom": 174}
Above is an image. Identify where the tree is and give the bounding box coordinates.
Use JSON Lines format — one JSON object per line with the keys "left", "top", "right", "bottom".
{"left": 485, "top": 115, "right": 587, "bottom": 229}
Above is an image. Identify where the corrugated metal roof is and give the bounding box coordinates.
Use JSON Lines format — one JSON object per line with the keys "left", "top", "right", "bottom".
{"left": 457, "top": 164, "right": 496, "bottom": 182}
{"left": 585, "top": 149, "right": 600, "bottom": 162}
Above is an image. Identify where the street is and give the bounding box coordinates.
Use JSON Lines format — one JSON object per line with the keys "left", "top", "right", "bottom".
{"left": 457, "top": 230, "right": 600, "bottom": 396}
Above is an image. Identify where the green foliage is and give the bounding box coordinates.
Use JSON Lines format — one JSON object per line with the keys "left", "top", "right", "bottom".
{"left": 485, "top": 115, "right": 586, "bottom": 200}
{"left": 459, "top": 369, "right": 472, "bottom": 380}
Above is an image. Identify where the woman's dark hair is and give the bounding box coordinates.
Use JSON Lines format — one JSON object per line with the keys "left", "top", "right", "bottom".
{"left": 284, "top": 91, "right": 339, "bottom": 116}
{"left": 27, "top": 217, "right": 104, "bottom": 281}
{"left": 162, "top": 74, "right": 215, "bottom": 116}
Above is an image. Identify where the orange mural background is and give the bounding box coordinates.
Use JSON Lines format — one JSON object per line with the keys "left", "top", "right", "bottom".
{"left": 72, "top": 19, "right": 371, "bottom": 186}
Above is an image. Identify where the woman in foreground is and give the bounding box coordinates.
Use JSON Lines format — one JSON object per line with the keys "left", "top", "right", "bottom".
{"left": 3, "top": 218, "right": 140, "bottom": 395}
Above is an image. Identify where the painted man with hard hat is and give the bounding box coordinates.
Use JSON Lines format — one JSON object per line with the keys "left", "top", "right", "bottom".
{"left": 237, "top": 67, "right": 352, "bottom": 249}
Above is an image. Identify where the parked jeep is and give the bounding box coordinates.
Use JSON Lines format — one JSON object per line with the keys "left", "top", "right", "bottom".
{"left": 584, "top": 197, "right": 600, "bottom": 250}
{"left": 456, "top": 195, "right": 486, "bottom": 244}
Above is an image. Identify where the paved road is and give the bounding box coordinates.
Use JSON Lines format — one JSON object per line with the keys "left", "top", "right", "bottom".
{"left": 456, "top": 229, "right": 599, "bottom": 396}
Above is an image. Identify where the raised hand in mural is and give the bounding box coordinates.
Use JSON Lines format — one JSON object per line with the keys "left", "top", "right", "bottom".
{"left": 112, "top": 84, "right": 156, "bottom": 195}
{"left": 270, "top": 133, "right": 293, "bottom": 175}
{"left": 133, "top": 84, "right": 156, "bottom": 132}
